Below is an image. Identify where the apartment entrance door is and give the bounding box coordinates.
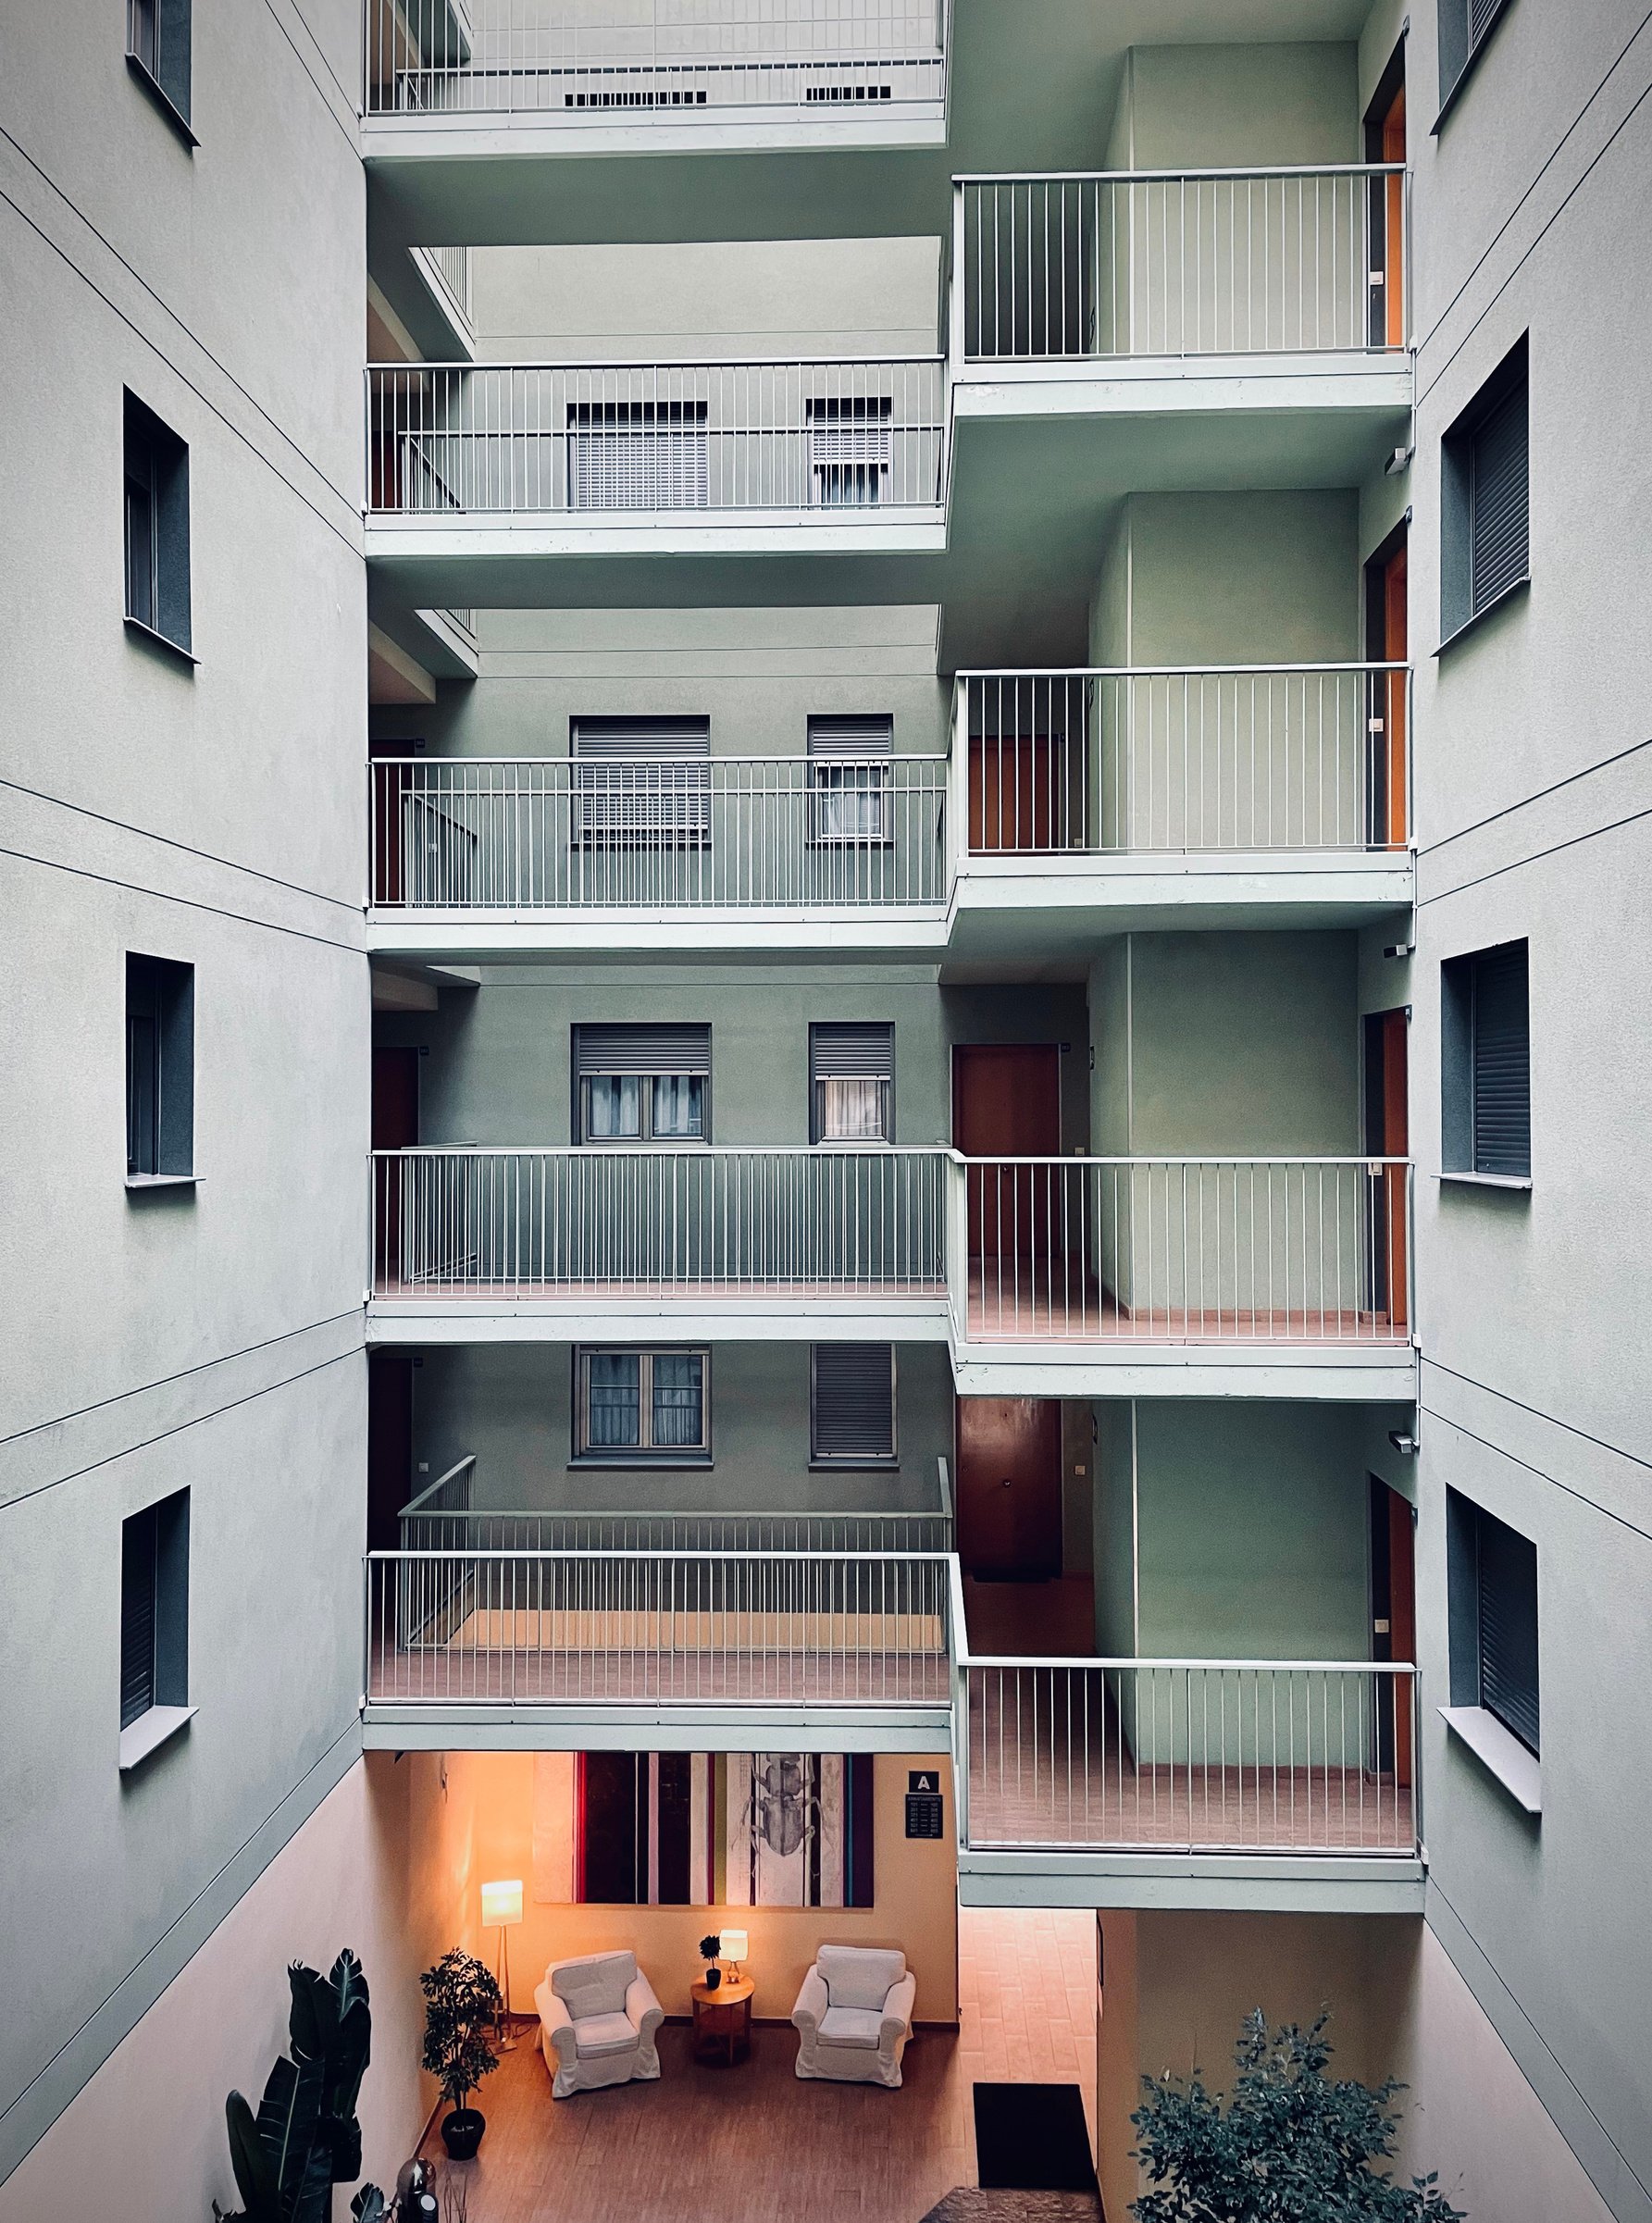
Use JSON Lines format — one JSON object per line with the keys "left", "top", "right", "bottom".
{"left": 1369, "top": 1475, "right": 1416, "bottom": 1787}
{"left": 1365, "top": 525, "right": 1409, "bottom": 847}
{"left": 953, "top": 1041, "right": 1062, "bottom": 1260}
{"left": 372, "top": 1046, "right": 419, "bottom": 1285}
{"left": 1362, "top": 1009, "right": 1409, "bottom": 1329}
{"left": 367, "top": 1349, "right": 414, "bottom": 1553}
{"left": 957, "top": 1396, "right": 1062, "bottom": 1578}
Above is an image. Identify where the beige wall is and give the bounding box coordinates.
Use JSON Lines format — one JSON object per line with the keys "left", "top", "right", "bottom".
{"left": 0, "top": 1758, "right": 428, "bottom": 2223}
{"left": 406, "top": 1749, "right": 959, "bottom": 2030}
{"left": 1108, "top": 44, "right": 1360, "bottom": 170}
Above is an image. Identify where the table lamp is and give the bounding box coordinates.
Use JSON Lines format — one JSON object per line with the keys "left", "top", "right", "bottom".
{"left": 719, "top": 1928, "right": 748, "bottom": 1984}
{"left": 481, "top": 1879, "right": 524, "bottom": 2049}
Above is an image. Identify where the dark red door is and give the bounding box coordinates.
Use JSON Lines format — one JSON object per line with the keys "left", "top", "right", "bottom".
{"left": 367, "top": 1348, "right": 415, "bottom": 1552}
{"left": 953, "top": 1042, "right": 1062, "bottom": 1256}
{"left": 1369, "top": 1475, "right": 1416, "bottom": 1787}
{"left": 957, "top": 1396, "right": 1062, "bottom": 1578}
{"left": 1362, "top": 1010, "right": 1409, "bottom": 1330}
{"left": 372, "top": 1047, "right": 419, "bottom": 1286}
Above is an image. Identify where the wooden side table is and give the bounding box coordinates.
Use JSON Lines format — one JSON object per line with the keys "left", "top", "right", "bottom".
{"left": 690, "top": 1976, "right": 755, "bottom": 2067}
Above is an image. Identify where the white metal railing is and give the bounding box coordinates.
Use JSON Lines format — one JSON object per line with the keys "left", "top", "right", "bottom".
{"left": 365, "top": 1547, "right": 952, "bottom": 1707}
{"left": 370, "top": 1146, "right": 949, "bottom": 1298}
{"left": 957, "top": 1158, "right": 1412, "bottom": 1345}
{"left": 396, "top": 1453, "right": 955, "bottom": 1553}
{"left": 955, "top": 168, "right": 1409, "bottom": 361}
{"left": 364, "top": 0, "right": 949, "bottom": 119}
{"left": 959, "top": 1655, "right": 1418, "bottom": 1855}
{"left": 368, "top": 754, "right": 949, "bottom": 910}
{"left": 366, "top": 360, "right": 946, "bottom": 515}
{"left": 957, "top": 667, "right": 1411, "bottom": 854}
{"left": 411, "top": 244, "right": 474, "bottom": 338}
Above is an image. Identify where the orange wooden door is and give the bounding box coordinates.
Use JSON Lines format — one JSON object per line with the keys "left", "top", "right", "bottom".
{"left": 1382, "top": 83, "right": 1406, "bottom": 348}
{"left": 1370, "top": 1475, "right": 1416, "bottom": 1789}
{"left": 970, "top": 733, "right": 1056, "bottom": 851}
{"left": 957, "top": 1396, "right": 1063, "bottom": 1578}
{"left": 1362, "top": 1009, "right": 1409, "bottom": 1330}
{"left": 1383, "top": 538, "right": 1409, "bottom": 846}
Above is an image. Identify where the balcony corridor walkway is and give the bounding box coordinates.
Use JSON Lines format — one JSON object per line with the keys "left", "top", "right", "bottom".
{"left": 416, "top": 1906, "right": 1098, "bottom": 2223}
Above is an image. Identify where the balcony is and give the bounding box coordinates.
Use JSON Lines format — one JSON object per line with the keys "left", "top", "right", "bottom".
{"left": 362, "top": 0, "right": 950, "bottom": 151}
{"left": 365, "top": 357, "right": 948, "bottom": 600}
{"left": 365, "top": 662, "right": 1411, "bottom": 962}
{"left": 947, "top": 168, "right": 1414, "bottom": 598}
{"left": 956, "top": 1652, "right": 1421, "bottom": 1911}
{"left": 367, "top": 1147, "right": 1415, "bottom": 1397}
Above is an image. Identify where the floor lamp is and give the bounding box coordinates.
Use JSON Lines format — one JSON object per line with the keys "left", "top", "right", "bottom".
{"left": 481, "top": 1879, "right": 524, "bottom": 2051}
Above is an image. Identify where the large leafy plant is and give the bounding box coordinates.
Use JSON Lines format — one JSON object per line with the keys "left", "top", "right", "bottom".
{"left": 212, "top": 1950, "right": 386, "bottom": 2223}
{"left": 1131, "top": 2009, "right": 1466, "bottom": 2223}
{"left": 420, "top": 1949, "right": 503, "bottom": 2113}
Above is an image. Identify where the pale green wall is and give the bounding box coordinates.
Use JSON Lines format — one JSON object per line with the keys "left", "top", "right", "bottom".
{"left": 1091, "top": 931, "right": 1360, "bottom": 1157}
{"left": 1087, "top": 492, "right": 1360, "bottom": 665}
{"left": 412, "top": 1342, "right": 955, "bottom": 1516}
{"left": 1091, "top": 1399, "right": 1137, "bottom": 1656}
{"left": 1117, "top": 43, "right": 1360, "bottom": 168}
{"left": 1134, "top": 1403, "right": 1369, "bottom": 1661}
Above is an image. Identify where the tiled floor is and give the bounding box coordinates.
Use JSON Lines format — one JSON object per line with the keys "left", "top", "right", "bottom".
{"left": 416, "top": 1906, "right": 1098, "bottom": 2223}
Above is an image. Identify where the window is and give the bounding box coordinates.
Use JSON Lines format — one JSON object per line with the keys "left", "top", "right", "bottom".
{"left": 567, "top": 401, "right": 709, "bottom": 510}
{"left": 810, "top": 1022, "right": 894, "bottom": 1144}
{"left": 119, "top": 1488, "right": 191, "bottom": 1768}
{"left": 126, "top": 953, "right": 194, "bottom": 1181}
{"left": 127, "top": 0, "right": 193, "bottom": 136}
{"left": 1448, "top": 1491, "right": 1539, "bottom": 1755}
{"left": 571, "top": 717, "right": 711, "bottom": 849}
{"left": 573, "top": 1024, "right": 710, "bottom": 1144}
{"left": 124, "top": 391, "right": 192, "bottom": 657}
{"left": 811, "top": 1344, "right": 897, "bottom": 1466}
{"left": 809, "top": 397, "right": 891, "bottom": 506}
{"left": 1436, "top": 0, "right": 1514, "bottom": 121}
{"left": 576, "top": 1349, "right": 709, "bottom": 1461}
{"left": 1442, "top": 939, "right": 1530, "bottom": 1179}
{"left": 1441, "top": 336, "right": 1528, "bottom": 644}
{"left": 808, "top": 715, "right": 893, "bottom": 845}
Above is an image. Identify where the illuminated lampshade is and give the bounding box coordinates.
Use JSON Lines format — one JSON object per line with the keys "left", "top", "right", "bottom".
{"left": 719, "top": 1929, "right": 748, "bottom": 1967}
{"left": 481, "top": 1879, "right": 524, "bottom": 1929}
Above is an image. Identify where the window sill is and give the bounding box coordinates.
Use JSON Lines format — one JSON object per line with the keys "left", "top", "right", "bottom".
{"left": 809, "top": 1461, "right": 900, "bottom": 1474}
{"left": 119, "top": 1704, "right": 196, "bottom": 1773}
{"left": 1431, "top": 0, "right": 1516, "bottom": 134}
{"left": 1437, "top": 1171, "right": 1532, "bottom": 1192}
{"left": 125, "top": 1173, "right": 200, "bottom": 1191}
{"left": 126, "top": 53, "right": 198, "bottom": 145}
{"left": 567, "top": 1456, "right": 713, "bottom": 1471}
{"left": 1435, "top": 575, "right": 1529, "bottom": 656}
{"left": 125, "top": 615, "right": 198, "bottom": 668}
{"left": 1440, "top": 1705, "right": 1540, "bottom": 1814}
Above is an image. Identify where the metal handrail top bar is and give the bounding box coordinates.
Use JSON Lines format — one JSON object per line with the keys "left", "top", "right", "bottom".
{"left": 396, "top": 1455, "right": 476, "bottom": 1522}
{"left": 367, "top": 1148, "right": 1407, "bottom": 1164}
{"left": 961, "top": 1652, "right": 1418, "bottom": 1672}
{"left": 953, "top": 164, "right": 1407, "bottom": 184}
{"left": 399, "top": 1508, "right": 947, "bottom": 1523}
{"left": 366, "top": 354, "right": 945, "bottom": 375}
{"left": 366, "top": 1547, "right": 956, "bottom": 1563}
{"left": 366, "top": 751, "right": 950, "bottom": 765}
{"left": 957, "top": 662, "right": 1410, "bottom": 677}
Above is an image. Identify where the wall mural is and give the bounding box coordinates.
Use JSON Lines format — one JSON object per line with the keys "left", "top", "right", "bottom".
{"left": 531, "top": 1751, "right": 875, "bottom": 1908}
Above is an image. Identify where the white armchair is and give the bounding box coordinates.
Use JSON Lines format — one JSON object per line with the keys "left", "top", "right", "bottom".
{"left": 791, "top": 1944, "right": 915, "bottom": 2088}
{"left": 533, "top": 1950, "right": 665, "bottom": 2100}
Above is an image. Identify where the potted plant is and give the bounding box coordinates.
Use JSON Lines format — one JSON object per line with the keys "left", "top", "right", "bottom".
{"left": 420, "top": 1949, "right": 503, "bottom": 2160}
{"left": 698, "top": 1935, "right": 723, "bottom": 1992}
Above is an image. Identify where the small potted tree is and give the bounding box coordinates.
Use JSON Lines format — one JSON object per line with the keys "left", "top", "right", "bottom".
{"left": 698, "top": 1934, "right": 723, "bottom": 1992}
{"left": 420, "top": 1950, "right": 503, "bottom": 2160}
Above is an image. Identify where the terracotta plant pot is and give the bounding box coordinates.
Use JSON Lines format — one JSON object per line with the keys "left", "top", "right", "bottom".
{"left": 441, "top": 2106, "right": 486, "bottom": 2160}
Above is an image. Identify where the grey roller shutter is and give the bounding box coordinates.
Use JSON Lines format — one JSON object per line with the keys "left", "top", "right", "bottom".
{"left": 806, "top": 715, "right": 893, "bottom": 762}
{"left": 120, "top": 1508, "right": 158, "bottom": 1729}
{"left": 572, "top": 719, "right": 710, "bottom": 847}
{"left": 810, "top": 1021, "right": 894, "bottom": 1081}
{"left": 1469, "top": 0, "right": 1502, "bottom": 43}
{"left": 573, "top": 719, "right": 711, "bottom": 760}
{"left": 1477, "top": 1508, "right": 1539, "bottom": 1753}
{"left": 573, "top": 1024, "right": 711, "bottom": 1077}
{"left": 1472, "top": 942, "right": 1530, "bottom": 1176}
{"left": 812, "top": 1344, "right": 896, "bottom": 1461}
{"left": 1470, "top": 378, "right": 1528, "bottom": 614}
{"left": 566, "top": 401, "right": 709, "bottom": 510}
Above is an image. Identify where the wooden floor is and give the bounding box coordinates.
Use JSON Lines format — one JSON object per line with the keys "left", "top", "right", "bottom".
{"left": 417, "top": 1906, "right": 1097, "bottom": 2223}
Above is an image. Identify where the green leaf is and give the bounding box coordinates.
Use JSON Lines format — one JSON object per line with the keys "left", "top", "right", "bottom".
{"left": 286, "top": 1964, "right": 331, "bottom": 2066}
{"left": 255, "top": 2055, "right": 324, "bottom": 2215}
{"left": 351, "top": 2189, "right": 388, "bottom": 2223}
{"left": 226, "top": 2091, "right": 279, "bottom": 2223}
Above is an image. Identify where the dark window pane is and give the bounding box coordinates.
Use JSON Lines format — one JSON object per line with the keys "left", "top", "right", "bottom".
{"left": 651, "top": 1353, "right": 703, "bottom": 1447}
{"left": 587, "top": 1352, "right": 640, "bottom": 1447}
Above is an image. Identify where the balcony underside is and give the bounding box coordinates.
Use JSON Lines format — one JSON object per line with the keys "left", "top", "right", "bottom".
{"left": 367, "top": 1291, "right": 952, "bottom": 1344}
{"left": 362, "top": 1700, "right": 950, "bottom": 1752}
{"left": 365, "top": 852, "right": 1413, "bottom": 965}
{"left": 958, "top": 1848, "right": 1424, "bottom": 1914}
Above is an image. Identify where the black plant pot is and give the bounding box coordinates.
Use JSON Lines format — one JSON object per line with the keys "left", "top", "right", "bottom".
{"left": 703, "top": 1967, "right": 722, "bottom": 1991}
{"left": 441, "top": 2106, "right": 486, "bottom": 2160}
